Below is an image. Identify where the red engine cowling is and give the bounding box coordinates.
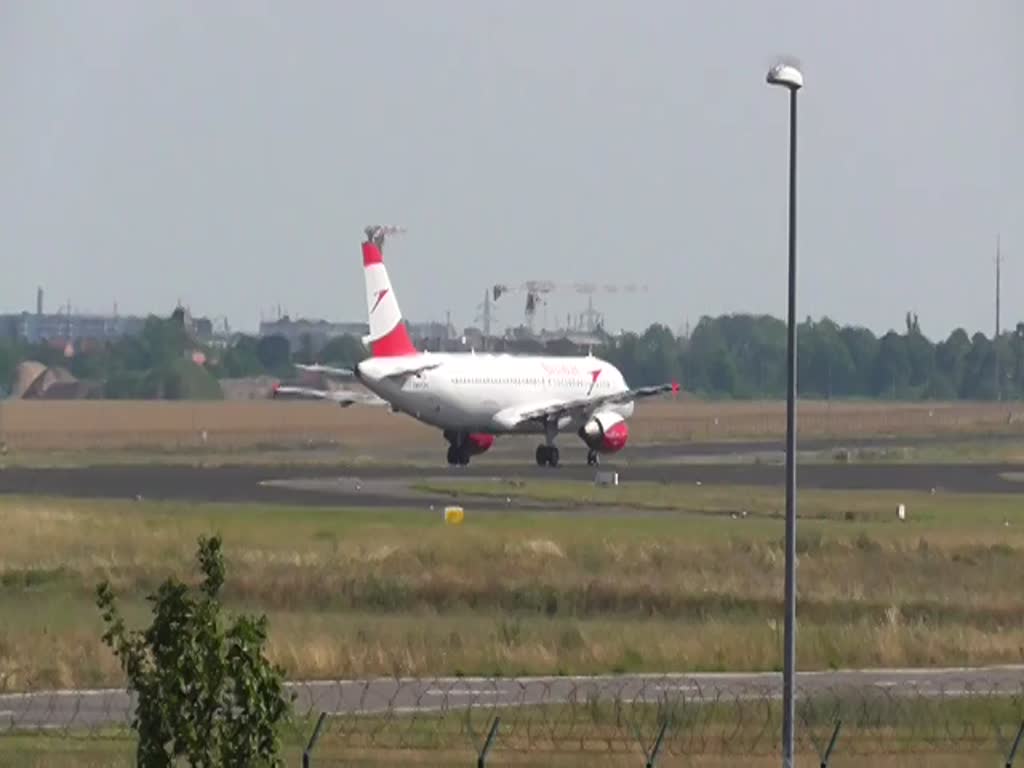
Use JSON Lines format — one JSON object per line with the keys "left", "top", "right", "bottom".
{"left": 578, "top": 412, "right": 629, "bottom": 453}
{"left": 465, "top": 433, "right": 495, "bottom": 455}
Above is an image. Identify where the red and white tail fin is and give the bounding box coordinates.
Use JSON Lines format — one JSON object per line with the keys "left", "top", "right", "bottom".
{"left": 362, "top": 225, "right": 417, "bottom": 357}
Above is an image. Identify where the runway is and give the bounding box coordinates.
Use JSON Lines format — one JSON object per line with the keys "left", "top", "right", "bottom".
{"left": 3, "top": 666, "right": 1023, "bottom": 730}
{"left": 0, "top": 445, "right": 1022, "bottom": 511}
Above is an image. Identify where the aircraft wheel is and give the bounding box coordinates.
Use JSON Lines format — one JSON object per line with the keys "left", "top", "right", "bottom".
{"left": 447, "top": 445, "right": 461, "bottom": 466}
{"left": 535, "top": 445, "right": 548, "bottom": 467}
{"left": 587, "top": 450, "right": 599, "bottom": 466}
{"left": 548, "top": 446, "right": 560, "bottom": 468}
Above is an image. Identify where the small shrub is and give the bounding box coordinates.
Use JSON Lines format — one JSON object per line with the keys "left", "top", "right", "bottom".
{"left": 96, "top": 535, "right": 293, "bottom": 767}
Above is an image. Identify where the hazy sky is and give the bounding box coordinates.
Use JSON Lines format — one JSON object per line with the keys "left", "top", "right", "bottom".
{"left": 1, "top": 1, "right": 1020, "bottom": 338}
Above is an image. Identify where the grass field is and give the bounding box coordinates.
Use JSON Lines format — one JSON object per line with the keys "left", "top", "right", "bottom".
{"left": 3, "top": 477, "right": 1024, "bottom": 766}
{"left": 2, "top": 480, "right": 1024, "bottom": 692}
{"left": 3, "top": 398, "right": 1024, "bottom": 454}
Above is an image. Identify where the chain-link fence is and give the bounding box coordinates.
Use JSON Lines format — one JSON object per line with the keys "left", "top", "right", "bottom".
{"left": 3, "top": 673, "right": 1024, "bottom": 766}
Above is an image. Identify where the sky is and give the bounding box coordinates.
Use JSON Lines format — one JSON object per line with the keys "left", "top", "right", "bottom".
{"left": 0, "top": 1, "right": 1020, "bottom": 339}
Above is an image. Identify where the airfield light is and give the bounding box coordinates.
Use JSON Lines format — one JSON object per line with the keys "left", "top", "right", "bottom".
{"left": 766, "top": 57, "right": 802, "bottom": 768}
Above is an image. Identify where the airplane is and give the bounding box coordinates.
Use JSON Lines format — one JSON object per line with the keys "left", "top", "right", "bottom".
{"left": 350, "top": 225, "right": 679, "bottom": 467}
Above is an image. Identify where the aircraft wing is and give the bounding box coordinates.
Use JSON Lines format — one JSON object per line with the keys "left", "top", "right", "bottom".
{"left": 359, "top": 355, "right": 445, "bottom": 381}
{"left": 271, "top": 384, "right": 386, "bottom": 407}
{"left": 294, "top": 363, "right": 355, "bottom": 378}
{"left": 491, "top": 381, "right": 680, "bottom": 430}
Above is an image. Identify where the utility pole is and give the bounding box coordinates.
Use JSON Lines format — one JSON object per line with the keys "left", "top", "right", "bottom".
{"left": 995, "top": 235, "right": 1002, "bottom": 400}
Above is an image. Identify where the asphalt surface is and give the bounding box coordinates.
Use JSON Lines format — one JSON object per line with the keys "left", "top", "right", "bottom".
{"left": 3, "top": 666, "right": 1023, "bottom": 730}
{"left": 1, "top": 452, "right": 1023, "bottom": 511}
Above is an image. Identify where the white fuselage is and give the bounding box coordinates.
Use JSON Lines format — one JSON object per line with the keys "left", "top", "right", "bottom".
{"left": 356, "top": 353, "right": 634, "bottom": 434}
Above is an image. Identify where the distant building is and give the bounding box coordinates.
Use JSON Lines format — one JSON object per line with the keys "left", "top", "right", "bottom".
{"left": 258, "top": 316, "right": 369, "bottom": 356}
{"left": 0, "top": 311, "right": 147, "bottom": 344}
{"left": 258, "top": 315, "right": 468, "bottom": 355}
{"left": 408, "top": 320, "right": 457, "bottom": 351}
{"left": 0, "top": 291, "right": 218, "bottom": 347}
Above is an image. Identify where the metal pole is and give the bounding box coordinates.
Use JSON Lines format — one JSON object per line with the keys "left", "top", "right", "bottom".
{"left": 477, "top": 716, "right": 500, "bottom": 768}
{"left": 820, "top": 720, "right": 842, "bottom": 767}
{"left": 1007, "top": 719, "right": 1024, "bottom": 768}
{"left": 781, "top": 85, "right": 799, "bottom": 768}
{"left": 302, "top": 712, "right": 328, "bottom": 768}
{"left": 646, "top": 720, "right": 670, "bottom": 767}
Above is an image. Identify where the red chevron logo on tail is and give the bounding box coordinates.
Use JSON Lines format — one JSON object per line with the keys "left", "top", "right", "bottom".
{"left": 371, "top": 288, "right": 390, "bottom": 314}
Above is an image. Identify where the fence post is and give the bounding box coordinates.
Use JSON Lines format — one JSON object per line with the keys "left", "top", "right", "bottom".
{"left": 476, "top": 716, "right": 500, "bottom": 768}
{"left": 645, "top": 720, "right": 669, "bottom": 768}
{"left": 1007, "top": 720, "right": 1024, "bottom": 768}
{"left": 302, "top": 712, "right": 327, "bottom": 768}
{"left": 819, "top": 720, "right": 842, "bottom": 768}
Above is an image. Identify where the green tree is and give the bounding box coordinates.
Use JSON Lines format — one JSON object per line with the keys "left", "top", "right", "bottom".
{"left": 0, "top": 341, "right": 18, "bottom": 393}
{"left": 159, "top": 359, "right": 223, "bottom": 400}
{"left": 903, "top": 313, "right": 934, "bottom": 393}
{"left": 215, "top": 335, "right": 265, "bottom": 378}
{"left": 96, "top": 535, "right": 292, "bottom": 767}
{"left": 316, "top": 335, "right": 368, "bottom": 368}
{"left": 256, "top": 335, "right": 292, "bottom": 375}
{"left": 798, "top": 317, "right": 855, "bottom": 398}
{"left": 838, "top": 326, "right": 879, "bottom": 395}
{"left": 142, "top": 315, "right": 189, "bottom": 370}
{"left": 935, "top": 328, "right": 971, "bottom": 396}
{"left": 872, "top": 332, "right": 911, "bottom": 397}
{"left": 961, "top": 332, "right": 996, "bottom": 399}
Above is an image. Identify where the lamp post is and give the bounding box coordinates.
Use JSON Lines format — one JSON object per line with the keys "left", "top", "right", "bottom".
{"left": 766, "top": 59, "right": 802, "bottom": 768}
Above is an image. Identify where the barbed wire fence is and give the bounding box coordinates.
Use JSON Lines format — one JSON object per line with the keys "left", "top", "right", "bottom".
{"left": 3, "top": 676, "right": 1024, "bottom": 766}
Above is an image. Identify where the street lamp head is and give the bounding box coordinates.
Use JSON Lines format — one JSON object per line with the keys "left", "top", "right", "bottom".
{"left": 766, "top": 61, "right": 803, "bottom": 90}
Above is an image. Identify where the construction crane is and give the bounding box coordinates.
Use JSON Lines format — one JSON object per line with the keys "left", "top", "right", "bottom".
{"left": 491, "top": 281, "right": 648, "bottom": 335}
{"left": 492, "top": 281, "right": 558, "bottom": 334}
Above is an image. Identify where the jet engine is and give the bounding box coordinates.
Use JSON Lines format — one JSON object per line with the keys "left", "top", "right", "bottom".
{"left": 465, "top": 432, "right": 495, "bottom": 455}
{"left": 577, "top": 411, "right": 629, "bottom": 453}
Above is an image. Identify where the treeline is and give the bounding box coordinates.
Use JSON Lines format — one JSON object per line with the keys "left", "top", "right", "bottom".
{"left": 3, "top": 309, "right": 1023, "bottom": 402}
{"left": 0, "top": 310, "right": 369, "bottom": 399}
{"left": 600, "top": 313, "right": 1024, "bottom": 400}
{"left": 1, "top": 310, "right": 223, "bottom": 399}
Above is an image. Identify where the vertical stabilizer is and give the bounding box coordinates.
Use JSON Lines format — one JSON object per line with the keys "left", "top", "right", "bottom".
{"left": 362, "top": 225, "right": 417, "bottom": 357}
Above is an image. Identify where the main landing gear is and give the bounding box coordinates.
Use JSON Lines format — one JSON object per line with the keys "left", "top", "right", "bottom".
{"left": 446, "top": 444, "right": 470, "bottom": 466}
{"left": 535, "top": 419, "right": 560, "bottom": 468}
{"left": 444, "top": 430, "right": 471, "bottom": 466}
{"left": 535, "top": 444, "right": 560, "bottom": 467}
{"left": 586, "top": 450, "right": 599, "bottom": 466}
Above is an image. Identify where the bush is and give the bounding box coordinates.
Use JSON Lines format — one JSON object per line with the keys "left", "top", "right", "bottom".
{"left": 96, "top": 535, "right": 292, "bottom": 767}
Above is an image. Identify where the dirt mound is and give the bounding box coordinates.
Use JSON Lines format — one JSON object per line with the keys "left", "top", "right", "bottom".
{"left": 12, "top": 362, "right": 80, "bottom": 399}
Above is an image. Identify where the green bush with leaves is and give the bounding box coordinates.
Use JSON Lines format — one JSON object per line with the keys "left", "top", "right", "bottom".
{"left": 96, "top": 535, "right": 293, "bottom": 767}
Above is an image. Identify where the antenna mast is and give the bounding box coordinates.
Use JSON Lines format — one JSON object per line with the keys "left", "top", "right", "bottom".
{"left": 995, "top": 235, "right": 1003, "bottom": 400}
{"left": 364, "top": 224, "right": 407, "bottom": 251}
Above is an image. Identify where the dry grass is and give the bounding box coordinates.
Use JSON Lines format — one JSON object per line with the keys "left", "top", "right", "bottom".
{"left": 2, "top": 398, "right": 1024, "bottom": 453}
{"left": 2, "top": 489, "right": 1024, "bottom": 690}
